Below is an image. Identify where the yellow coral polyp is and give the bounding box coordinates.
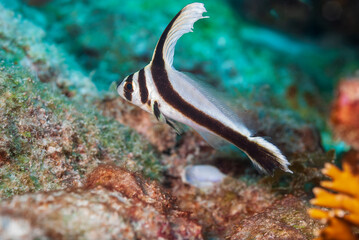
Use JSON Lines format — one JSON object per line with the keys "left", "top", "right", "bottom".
{"left": 308, "top": 208, "right": 330, "bottom": 221}
{"left": 308, "top": 162, "right": 359, "bottom": 240}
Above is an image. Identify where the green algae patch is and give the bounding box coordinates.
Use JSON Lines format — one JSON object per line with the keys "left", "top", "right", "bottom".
{"left": 0, "top": 63, "right": 163, "bottom": 199}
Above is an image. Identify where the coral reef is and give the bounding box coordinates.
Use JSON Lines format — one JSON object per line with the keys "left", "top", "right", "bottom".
{"left": 0, "top": 0, "right": 358, "bottom": 239}
{"left": 85, "top": 164, "right": 173, "bottom": 211}
{"left": 163, "top": 161, "right": 322, "bottom": 239}
{"left": 170, "top": 177, "right": 276, "bottom": 238}
{"left": 161, "top": 132, "right": 324, "bottom": 239}
{"left": 230, "top": 195, "right": 322, "bottom": 240}
{"left": 0, "top": 165, "right": 202, "bottom": 240}
{"left": 331, "top": 78, "right": 359, "bottom": 150}
{"left": 309, "top": 162, "right": 359, "bottom": 239}
{"left": 0, "top": 63, "right": 163, "bottom": 198}
{"left": 317, "top": 78, "right": 359, "bottom": 239}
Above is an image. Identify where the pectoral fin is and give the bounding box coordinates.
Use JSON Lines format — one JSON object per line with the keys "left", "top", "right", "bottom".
{"left": 153, "top": 101, "right": 165, "bottom": 122}
{"left": 165, "top": 118, "right": 184, "bottom": 135}
{"left": 152, "top": 100, "right": 184, "bottom": 135}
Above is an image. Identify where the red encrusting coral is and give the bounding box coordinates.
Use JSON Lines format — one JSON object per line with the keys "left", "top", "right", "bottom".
{"left": 85, "top": 164, "right": 174, "bottom": 213}
{"left": 331, "top": 78, "right": 359, "bottom": 150}
{"left": 0, "top": 165, "right": 203, "bottom": 240}
{"left": 85, "top": 165, "right": 203, "bottom": 239}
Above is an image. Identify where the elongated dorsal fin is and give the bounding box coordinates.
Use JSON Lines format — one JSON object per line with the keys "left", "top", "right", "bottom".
{"left": 152, "top": 3, "right": 208, "bottom": 67}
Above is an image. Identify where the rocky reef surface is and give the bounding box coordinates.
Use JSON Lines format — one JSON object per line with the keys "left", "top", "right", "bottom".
{"left": 0, "top": 64, "right": 163, "bottom": 198}
{"left": 0, "top": 0, "right": 358, "bottom": 239}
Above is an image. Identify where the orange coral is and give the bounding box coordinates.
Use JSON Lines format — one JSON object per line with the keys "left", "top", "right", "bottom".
{"left": 308, "top": 162, "right": 359, "bottom": 240}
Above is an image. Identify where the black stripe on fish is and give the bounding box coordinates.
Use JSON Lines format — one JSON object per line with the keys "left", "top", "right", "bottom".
{"left": 124, "top": 73, "right": 134, "bottom": 101}
{"left": 117, "top": 75, "right": 128, "bottom": 91}
{"left": 153, "top": 101, "right": 161, "bottom": 121}
{"left": 116, "top": 79, "right": 123, "bottom": 90}
{"left": 152, "top": 9, "right": 182, "bottom": 66}
{"left": 151, "top": 64, "right": 283, "bottom": 174}
{"left": 138, "top": 68, "right": 148, "bottom": 104}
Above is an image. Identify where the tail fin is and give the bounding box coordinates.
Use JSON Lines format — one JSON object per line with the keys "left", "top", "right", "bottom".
{"left": 243, "top": 136, "right": 292, "bottom": 174}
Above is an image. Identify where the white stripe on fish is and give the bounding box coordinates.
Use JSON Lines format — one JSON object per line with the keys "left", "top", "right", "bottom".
{"left": 117, "top": 3, "right": 292, "bottom": 174}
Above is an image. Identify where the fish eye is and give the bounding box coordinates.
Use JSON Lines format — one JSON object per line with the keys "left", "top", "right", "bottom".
{"left": 124, "top": 82, "right": 133, "bottom": 92}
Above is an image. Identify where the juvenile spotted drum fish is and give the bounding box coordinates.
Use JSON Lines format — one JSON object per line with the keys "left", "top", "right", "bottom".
{"left": 117, "top": 3, "right": 292, "bottom": 174}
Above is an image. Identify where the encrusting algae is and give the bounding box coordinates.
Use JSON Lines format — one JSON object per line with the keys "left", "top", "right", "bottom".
{"left": 308, "top": 162, "right": 359, "bottom": 240}
{"left": 0, "top": 62, "right": 163, "bottom": 198}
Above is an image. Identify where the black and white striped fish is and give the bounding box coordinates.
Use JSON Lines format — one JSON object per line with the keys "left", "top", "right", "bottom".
{"left": 117, "top": 3, "right": 292, "bottom": 174}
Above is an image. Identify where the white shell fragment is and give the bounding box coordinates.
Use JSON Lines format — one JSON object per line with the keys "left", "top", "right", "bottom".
{"left": 181, "top": 165, "right": 226, "bottom": 189}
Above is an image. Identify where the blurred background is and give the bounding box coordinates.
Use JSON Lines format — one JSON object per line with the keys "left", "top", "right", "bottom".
{"left": 1, "top": 0, "right": 359, "bottom": 153}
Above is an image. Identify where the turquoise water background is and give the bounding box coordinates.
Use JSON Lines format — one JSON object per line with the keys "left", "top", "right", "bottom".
{"left": 1, "top": 0, "right": 358, "bottom": 152}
